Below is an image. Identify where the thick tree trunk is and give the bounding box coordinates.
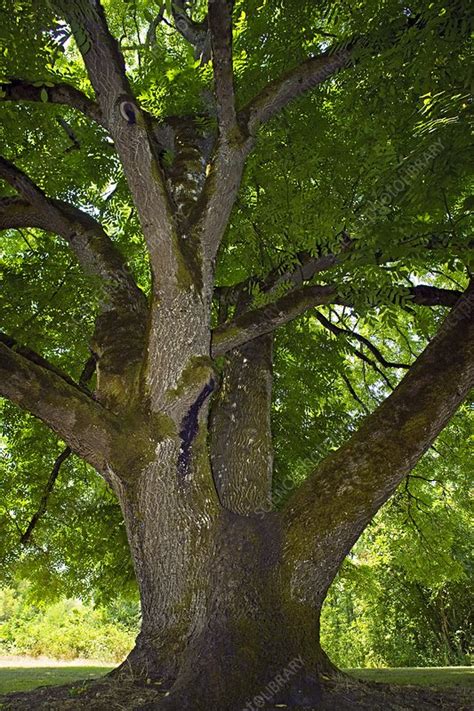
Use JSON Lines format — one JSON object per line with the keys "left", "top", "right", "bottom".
{"left": 103, "top": 302, "right": 328, "bottom": 708}
{"left": 114, "top": 483, "right": 332, "bottom": 710}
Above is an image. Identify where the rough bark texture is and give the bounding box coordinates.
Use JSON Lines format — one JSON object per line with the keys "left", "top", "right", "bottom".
{"left": 211, "top": 334, "right": 274, "bottom": 514}
{"left": 117, "top": 508, "right": 332, "bottom": 711}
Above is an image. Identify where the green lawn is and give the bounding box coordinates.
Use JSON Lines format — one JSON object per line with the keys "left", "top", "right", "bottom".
{"left": 0, "top": 665, "right": 471, "bottom": 696}
{"left": 0, "top": 666, "right": 113, "bottom": 694}
{"left": 347, "top": 667, "right": 473, "bottom": 688}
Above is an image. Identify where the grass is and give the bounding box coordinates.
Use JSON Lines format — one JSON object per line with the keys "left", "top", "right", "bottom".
{"left": 347, "top": 666, "right": 473, "bottom": 688}
{"left": 0, "top": 665, "right": 471, "bottom": 696}
{"left": 0, "top": 666, "right": 113, "bottom": 694}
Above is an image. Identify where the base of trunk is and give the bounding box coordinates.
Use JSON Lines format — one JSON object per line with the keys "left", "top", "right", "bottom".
{"left": 114, "top": 620, "right": 337, "bottom": 710}
{"left": 107, "top": 678, "right": 326, "bottom": 711}
{"left": 110, "top": 633, "right": 176, "bottom": 690}
{"left": 115, "top": 513, "right": 342, "bottom": 710}
{"left": 1, "top": 672, "right": 470, "bottom": 711}
{"left": 133, "top": 648, "right": 335, "bottom": 710}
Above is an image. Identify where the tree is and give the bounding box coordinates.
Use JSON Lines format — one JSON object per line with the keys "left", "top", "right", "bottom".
{"left": 0, "top": 1, "right": 472, "bottom": 708}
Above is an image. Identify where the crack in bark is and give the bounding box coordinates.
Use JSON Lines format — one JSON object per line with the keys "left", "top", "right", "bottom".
{"left": 177, "top": 378, "right": 215, "bottom": 481}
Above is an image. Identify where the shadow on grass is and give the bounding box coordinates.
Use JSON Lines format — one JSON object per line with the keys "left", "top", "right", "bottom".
{"left": 0, "top": 666, "right": 113, "bottom": 694}
{"left": 347, "top": 667, "right": 473, "bottom": 688}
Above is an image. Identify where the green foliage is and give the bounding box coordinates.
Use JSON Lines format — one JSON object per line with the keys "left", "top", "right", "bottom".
{"left": 0, "top": 583, "right": 136, "bottom": 662}
{"left": 0, "top": 408, "right": 136, "bottom": 602}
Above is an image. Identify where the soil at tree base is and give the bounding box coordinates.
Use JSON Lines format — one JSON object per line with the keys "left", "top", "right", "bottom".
{"left": 0, "top": 677, "right": 472, "bottom": 710}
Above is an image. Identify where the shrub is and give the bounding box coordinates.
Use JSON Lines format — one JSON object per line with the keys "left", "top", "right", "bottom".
{"left": 0, "top": 585, "right": 137, "bottom": 662}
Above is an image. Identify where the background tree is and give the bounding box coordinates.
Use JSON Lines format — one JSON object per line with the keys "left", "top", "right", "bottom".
{"left": 0, "top": 1, "right": 472, "bottom": 709}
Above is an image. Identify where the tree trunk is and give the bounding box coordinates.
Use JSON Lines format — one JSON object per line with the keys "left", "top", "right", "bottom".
{"left": 114, "top": 477, "right": 332, "bottom": 710}
{"left": 105, "top": 320, "right": 329, "bottom": 707}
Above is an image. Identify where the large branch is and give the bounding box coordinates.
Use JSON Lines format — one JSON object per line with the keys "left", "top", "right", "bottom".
{"left": 0, "top": 158, "right": 147, "bottom": 316}
{"left": 0, "top": 157, "right": 148, "bottom": 407}
{"left": 407, "top": 284, "right": 462, "bottom": 306}
{"left": 212, "top": 284, "right": 337, "bottom": 356}
{"left": 211, "top": 283, "right": 462, "bottom": 356}
{"left": 172, "top": 1, "right": 210, "bottom": 63}
{"left": 281, "top": 284, "right": 474, "bottom": 602}
{"left": 215, "top": 229, "right": 465, "bottom": 309}
{"left": 215, "top": 248, "right": 347, "bottom": 308}
{"left": 240, "top": 41, "right": 354, "bottom": 136}
{"left": 0, "top": 77, "right": 177, "bottom": 156}
{"left": 193, "top": 35, "right": 356, "bottom": 265}
{"left": 55, "top": 0, "right": 185, "bottom": 293}
{"left": 0, "top": 332, "right": 92, "bottom": 393}
{"left": 208, "top": 0, "right": 237, "bottom": 138}
{"left": 210, "top": 334, "right": 273, "bottom": 515}
{"left": 0, "top": 195, "right": 144, "bottom": 309}
{"left": 0, "top": 78, "right": 105, "bottom": 127}
{"left": 0, "top": 341, "right": 120, "bottom": 473}
{"left": 239, "top": 16, "right": 423, "bottom": 137}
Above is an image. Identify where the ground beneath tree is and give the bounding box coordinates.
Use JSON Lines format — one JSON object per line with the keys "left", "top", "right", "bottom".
{"left": 0, "top": 675, "right": 472, "bottom": 710}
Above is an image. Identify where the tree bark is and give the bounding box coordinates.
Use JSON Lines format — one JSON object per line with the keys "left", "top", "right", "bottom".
{"left": 115, "top": 494, "right": 332, "bottom": 710}
{"left": 210, "top": 334, "right": 274, "bottom": 514}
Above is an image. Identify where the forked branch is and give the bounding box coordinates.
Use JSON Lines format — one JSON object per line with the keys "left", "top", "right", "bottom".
{"left": 212, "top": 282, "right": 462, "bottom": 356}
